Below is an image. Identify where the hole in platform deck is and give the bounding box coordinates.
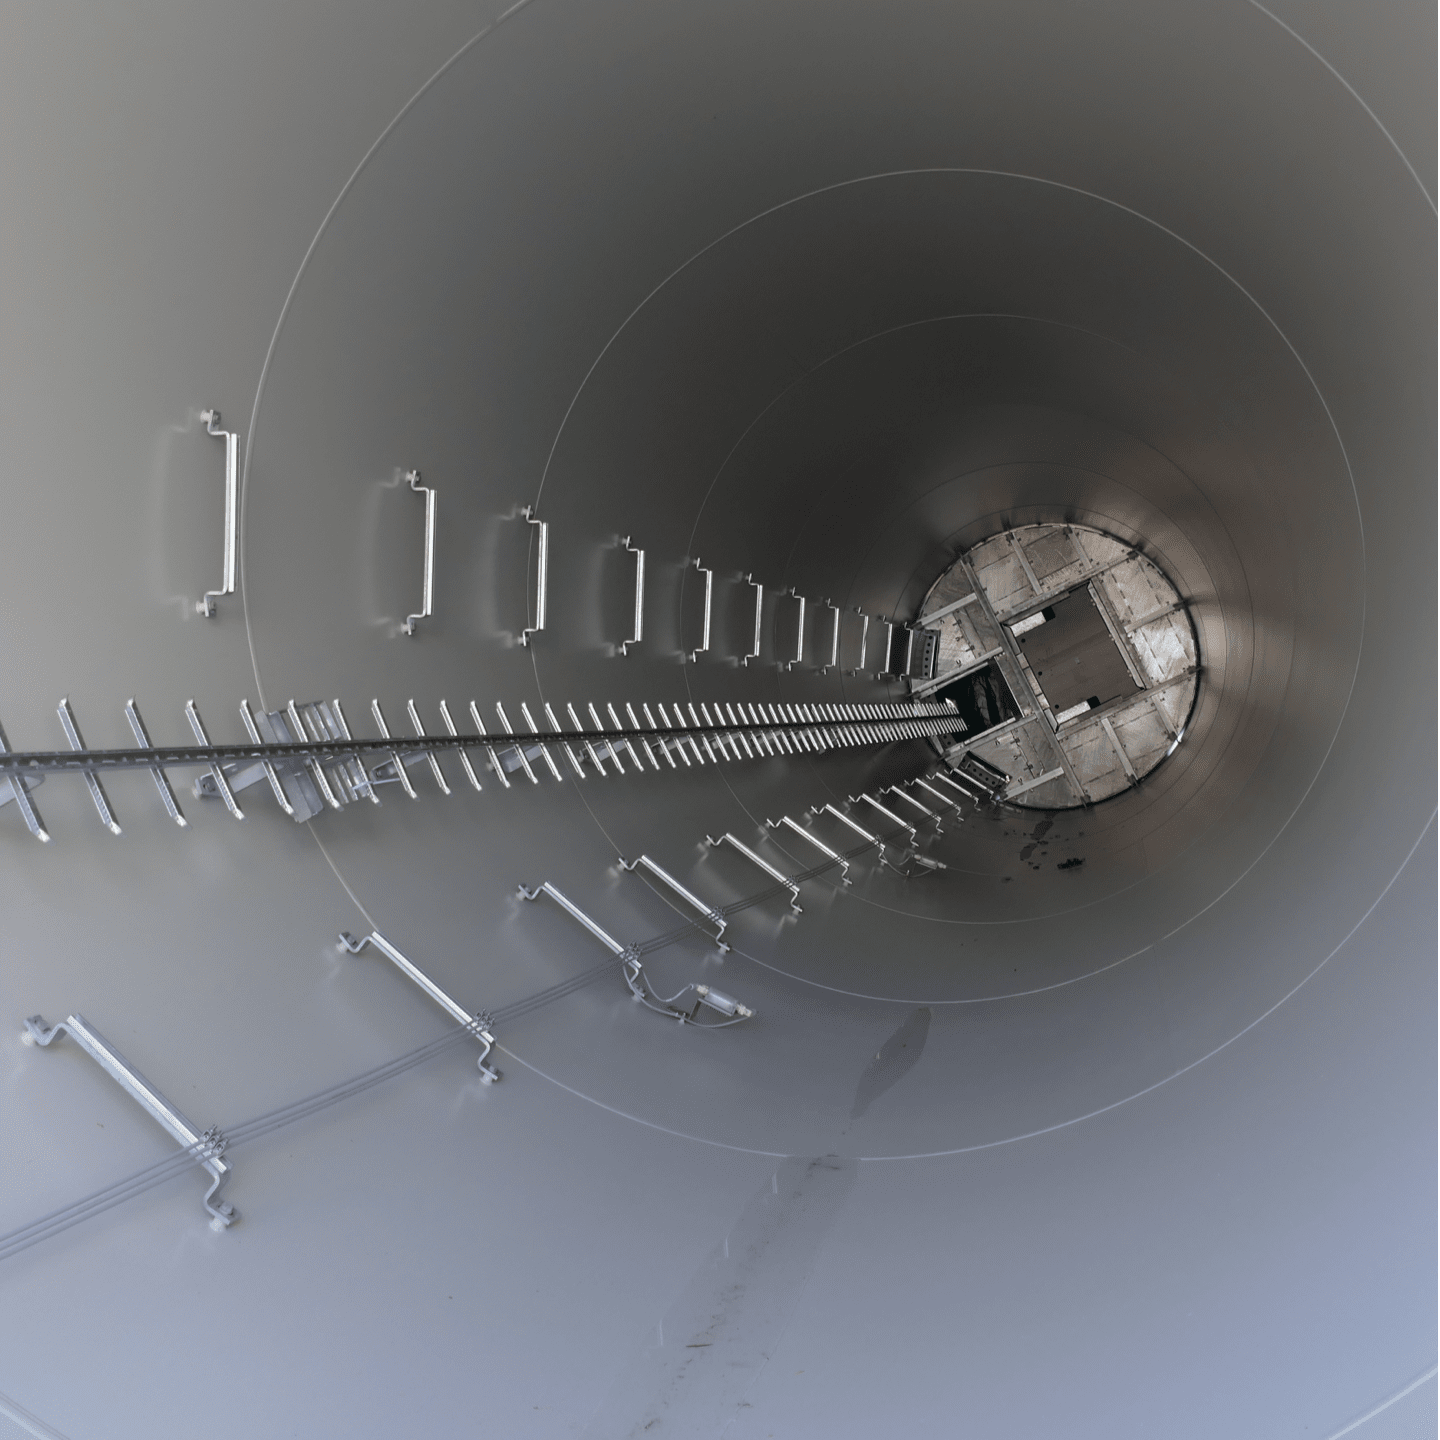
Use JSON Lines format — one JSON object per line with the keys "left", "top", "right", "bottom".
{"left": 913, "top": 523, "right": 1199, "bottom": 809}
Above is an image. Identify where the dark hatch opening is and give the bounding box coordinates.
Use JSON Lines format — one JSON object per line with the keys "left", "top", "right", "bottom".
{"left": 934, "top": 660, "right": 1022, "bottom": 737}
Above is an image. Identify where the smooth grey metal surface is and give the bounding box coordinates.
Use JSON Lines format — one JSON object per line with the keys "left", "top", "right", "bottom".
{"left": 0, "top": 3, "right": 1432, "bottom": 1438}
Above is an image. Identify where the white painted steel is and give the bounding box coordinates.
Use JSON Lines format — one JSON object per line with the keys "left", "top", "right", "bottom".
{"left": 0, "top": 5, "right": 1431, "bottom": 1439}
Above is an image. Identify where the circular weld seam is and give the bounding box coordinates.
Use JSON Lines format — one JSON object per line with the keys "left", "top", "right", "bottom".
{"left": 231, "top": 8, "right": 1430, "bottom": 1156}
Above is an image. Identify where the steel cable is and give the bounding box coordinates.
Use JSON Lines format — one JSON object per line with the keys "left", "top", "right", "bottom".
{"left": 0, "top": 784, "right": 968, "bottom": 1261}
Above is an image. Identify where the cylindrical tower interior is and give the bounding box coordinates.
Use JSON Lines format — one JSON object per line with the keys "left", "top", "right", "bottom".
{"left": 0, "top": 4, "right": 1432, "bottom": 1437}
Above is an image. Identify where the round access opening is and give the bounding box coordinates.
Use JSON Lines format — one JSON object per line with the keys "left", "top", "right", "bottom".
{"left": 917, "top": 523, "right": 1197, "bottom": 808}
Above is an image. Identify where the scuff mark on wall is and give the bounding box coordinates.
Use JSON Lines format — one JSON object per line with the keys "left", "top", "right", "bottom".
{"left": 583, "top": 1154, "right": 857, "bottom": 1438}
{"left": 850, "top": 1007, "right": 933, "bottom": 1121}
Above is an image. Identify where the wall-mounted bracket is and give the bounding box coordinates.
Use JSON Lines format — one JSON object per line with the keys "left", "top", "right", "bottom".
{"left": 587, "top": 703, "right": 627, "bottom": 773}
{"left": 785, "top": 589, "right": 807, "bottom": 671}
{"left": 324, "top": 697, "right": 379, "bottom": 805}
{"left": 698, "top": 703, "right": 738, "bottom": 761}
{"left": 819, "top": 603, "right": 841, "bottom": 673}
{"left": 620, "top": 536, "right": 645, "bottom": 654}
{"left": 196, "top": 408, "right": 238, "bottom": 618}
{"left": 811, "top": 802, "right": 885, "bottom": 856}
{"left": 518, "top": 882, "right": 753, "bottom": 1024}
{"left": 619, "top": 854, "right": 729, "bottom": 949}
{"left": 407, "top": 700, "right": 452, "bottom": 794}
{"left": 522, "top": 701, "right": 566, "bottom": 781}
{"left": 468, "top": 700, "right": 512, "bottom": 789}
{"left": 849, "top": 791, "right": 917, "bottom": 839}
{"left": 627, "top": 703, "right": 667, "bottom": 771}
{"left": 849, "top": 612, "right": 870, "bottom": 675}
{"left": 22, "top": 1012, "right": 236, "bottom": 1227}
{"left": 668, "top": 704, "right": 703, "bottom": 764}
{"left": 722, "top": 703, "right": 756, "bottom": 759}
{"left": 929, "top": 767, "right": 984, "bottom": 803}
{"left": 567, "top": 703, "right": 607, "bottom": 776}
{"left": 438, "top": 699, "right": 483, "bottom": 791}
{"left": 184, "top": 701, "right": 244, "bottom": 818}
{"left": 703, "top": 833, "right": 802, "bottom": 912}
{"left": 370, "top": 699, "right": 418, "bottom": 799}
{"left": 518, "top": 879, "right": 629, "bottom": 953}
{"left": 205, "top": 700, "right": 344, "bottom": 818}
{"left": 519, "top": 506, "right": 548, "bottom": 646}
{"left": 876, "top": 620, "right": 897, "bottom": 678}
{"left": 886, "top": 784, "right": 943, "bottom": 829}
{"left": 214, "top": 698, "right": 373, "bottom": 816}
{"left": 638, "top": 704, "right": 677, "bottom": 768}
{"left": 659, "top": 702, "right": 703, "bottom": 765}
{"left": 287, "top": 700, "right": 341, "bottom": 810}
{"left": 0, "top": 717, "right": 49, "bottom": 842}
{"left": 496, "top": 701, "right": 539, "bottom": 784}
{"left": 742, "top": 703, "right": 777, "bottom": 757}
{"left": 766, "top": 815, "right": 850, "bottom": 882}
{"left": 946, "top": 751, "right": 1012, "bottom": 800}
{"left": 338, "top": 931, "right": 499, "bottom": 1082}
{"left": 742, "top": 575, "right": 764, "bottom": 666}
{"left": 910, "top": 776, "right": 964, "bottom": 816}
{"left": 689, "top": 558, "right": 713, "bottom": 662}
{"left": 545, "top": 702, "right": 588, "bottom": 779}
{"left": 233, "top": 699, "right": 294, "bottom": 817}
{"left": 648, "top": 703, "right": 691, "bottom": 767}
{"left": 401, "top": 470, "right": 436, "bottom": 637}
{"left": 604, "top": 704, "right": 648, "bottom": 770}
{"left": 57, "top": 698, "right": 121, "bottom": 835}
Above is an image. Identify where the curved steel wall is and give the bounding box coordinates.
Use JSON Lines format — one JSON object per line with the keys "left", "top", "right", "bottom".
{"left": 0, "top": 4, "right": 1432, "bottom": 1437}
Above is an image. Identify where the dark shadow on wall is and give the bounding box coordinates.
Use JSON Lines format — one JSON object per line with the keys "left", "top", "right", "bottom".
{"left": 851, "top": 1007, "right": 933, "bottom": 1121}
{"left": 583, "top": 1154, "right": 859, "bottom": 1437}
